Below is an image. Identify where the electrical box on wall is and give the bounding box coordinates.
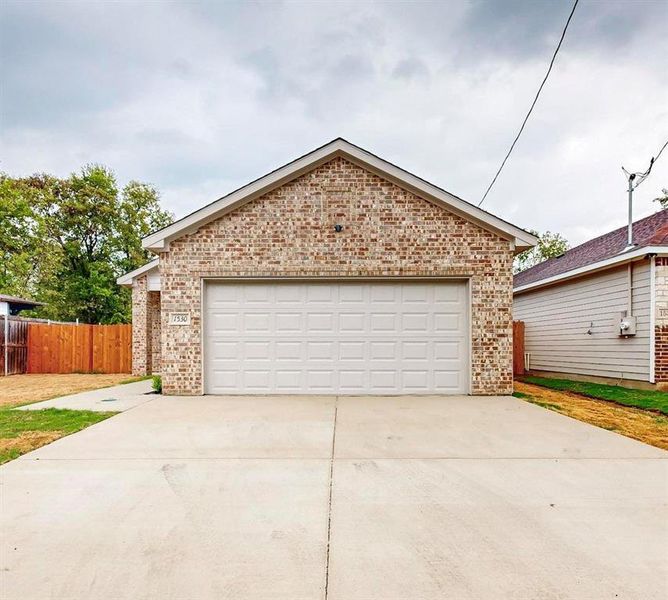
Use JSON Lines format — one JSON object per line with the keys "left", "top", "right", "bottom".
{"left": 617, "top": 311, "right": 637, "bottom": 337}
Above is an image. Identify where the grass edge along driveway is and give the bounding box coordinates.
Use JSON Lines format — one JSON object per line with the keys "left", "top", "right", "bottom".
{"left": 0, "top": 407, "right": 116, "bottom": 464}
{"left": 521, "top": 375, "right": 668, "bottom": 414}
{"left": 515, "top": 377, "right": 668, "bottom": 451}
{"left": 0, "top": 373, "right": 148, "bottom": 464}
{"left": 0, "top": 373, "right": 149, "bottom": 409}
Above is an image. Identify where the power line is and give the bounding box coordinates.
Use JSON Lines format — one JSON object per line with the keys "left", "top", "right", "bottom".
{"left": 478, "top": 0, "right": 579, "bottom": 207}
{"left": 622, "top": 138, "right": 668, "bottom": 191}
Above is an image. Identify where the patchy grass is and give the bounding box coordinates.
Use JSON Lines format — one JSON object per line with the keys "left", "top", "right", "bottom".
{"left": 521, "top": 376, "right": 668, "bottom": 415}
{"left": 0, "top": 373, "right": 138, "bottom": 408}
{"left": 119, "top": 375, "right": 151, "bottom": 385}
{"left": 0, "top": 407, "right": 116, "bottom": 464}
{"left": 515, "top": 382, "right": 668, "bottom": 450}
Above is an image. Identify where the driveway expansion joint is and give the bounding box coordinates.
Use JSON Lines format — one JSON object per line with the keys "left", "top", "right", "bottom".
{"left": 323, "top": 396, "right": 339, "bottom": 600}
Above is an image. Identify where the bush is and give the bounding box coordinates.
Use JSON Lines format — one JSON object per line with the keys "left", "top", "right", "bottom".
{"left": 152, "top": 375, "right": 162, "bottom": 394}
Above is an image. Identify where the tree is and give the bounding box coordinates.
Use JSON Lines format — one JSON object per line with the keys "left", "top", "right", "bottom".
{"left": 514, "top": 229, "right": 569, "bottom": 274}
{"left": 0, "top": 175, "right": 61, "bottom": 299}
{"left": 0, "top": 166, "right": 173, "bottom": 323}
{"left": 654, "top": 188, "right": 668, "bottom": 209}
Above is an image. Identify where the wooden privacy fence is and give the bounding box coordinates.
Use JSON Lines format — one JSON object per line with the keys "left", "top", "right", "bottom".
{"left": 1, "top": 320, "right": 131, "bottom": 376}
{"left": 27, "top": 323, "right": 132, "bottom": 374}
{"left": 513, "top": 320, "right": 525, "bottom": 376}
{"left": 0, "top": 317, "right": 29, "bottom": 376}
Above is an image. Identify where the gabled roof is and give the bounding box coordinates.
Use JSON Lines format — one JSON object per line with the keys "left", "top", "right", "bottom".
{"left": 514, "top": 209, "right": 668, "bottom": 292}
{"left": 142, "top": 138, "right": 537, "bottom": 253}
{"left": 116, "top": 259, "right": 159, "bottom": 286}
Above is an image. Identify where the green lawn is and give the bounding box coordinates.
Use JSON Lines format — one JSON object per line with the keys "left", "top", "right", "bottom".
{"left": 0, "top": 407, "right": 116, "bottom": 464}
{"left": 521, "top": 376, "right": 668, "bottom": 415}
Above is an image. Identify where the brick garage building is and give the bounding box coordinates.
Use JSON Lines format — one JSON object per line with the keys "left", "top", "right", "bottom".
{"left": 514, "top": 209, "right": 668, "bottom": 389}
{"left": 119, "top": 139, "right": 536, "bottom": 396}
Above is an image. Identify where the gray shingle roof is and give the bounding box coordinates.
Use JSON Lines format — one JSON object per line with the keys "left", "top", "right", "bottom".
{"left": 514, "top": 209, "right": 668, "bottom": 288}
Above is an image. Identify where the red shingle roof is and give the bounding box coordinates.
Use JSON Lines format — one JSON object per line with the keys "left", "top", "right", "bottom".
{"left": 514, "top": 209, "right": 668, "bottom": 288}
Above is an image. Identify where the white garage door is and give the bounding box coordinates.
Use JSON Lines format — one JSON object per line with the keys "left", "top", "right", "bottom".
{"left": 203, "top": 281, "right": 469, "bottom": 395}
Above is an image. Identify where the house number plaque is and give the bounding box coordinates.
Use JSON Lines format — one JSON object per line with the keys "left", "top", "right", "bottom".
{"left": 169, "top": 313, "right": 190, "bottom": 326}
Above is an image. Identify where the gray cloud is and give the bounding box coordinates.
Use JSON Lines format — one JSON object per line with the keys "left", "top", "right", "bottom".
{"left": 0, "top": 0, "right": 666, "bottom": 245}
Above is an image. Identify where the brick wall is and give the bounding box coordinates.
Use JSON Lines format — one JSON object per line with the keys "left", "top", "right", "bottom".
{"left": 654, "top": 257, "right": 668, "bottom": 383}
{"left": 131, "top": 276, "right": 149, "bottom": 376}
{"left": 131, "top": 275, "right": 161, "bottom": 376}
{"left": 158, "top": 157, "right": 515, "bottom": 395}
{"left": 149, "top": 291, "right": 161, "bottom": 374}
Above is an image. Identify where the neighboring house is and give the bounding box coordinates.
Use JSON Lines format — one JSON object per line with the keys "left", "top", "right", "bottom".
{"left": 514, "top": 209, "right": 668, "bottom": 388}
{"left": 0, "top": 294, "right": 44, "bottom": 316}
{"left": 118, "top": 138, "right": 536, "bottom": 396}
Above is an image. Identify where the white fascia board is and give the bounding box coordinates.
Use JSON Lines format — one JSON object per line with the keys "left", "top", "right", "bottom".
{"left": 143, "top": 139, "right": 538, "bottom": 252}
{"left": 513, "top": 246, "right": 668, "bottom": 294}
{"left": 116, "top": 259, "right": 160, "bottom": 286}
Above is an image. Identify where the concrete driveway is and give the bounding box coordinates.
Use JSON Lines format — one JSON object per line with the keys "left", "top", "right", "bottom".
{"left": 1, "top": 394, "right": 666, "bottom": 600}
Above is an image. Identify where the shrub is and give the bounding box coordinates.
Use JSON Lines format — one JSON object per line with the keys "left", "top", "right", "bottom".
{"left": 152, "top": 375, "right": 162, "bottom": 394}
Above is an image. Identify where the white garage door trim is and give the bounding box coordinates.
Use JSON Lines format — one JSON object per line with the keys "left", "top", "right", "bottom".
{"left": 201, "top": 278, "right": 471, "bottom": 395}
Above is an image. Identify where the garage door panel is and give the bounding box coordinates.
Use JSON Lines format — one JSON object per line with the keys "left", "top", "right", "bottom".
{"left": 339, "top": 286, "right": 364, "bottom": 303}
{"left": 370, "top": 313, "right": 397, "bottom": 332}
{"left": 204, "top": 281, "right": 468, "bottom": 394}
{"left": 275, "top": 341, "right": 302, "bottom": 360}
{"left": 434, "top": 340, "right": 464, "bottom": 360}
{"left": 275, "top": 313, "right": 302, "bottom": 332}
{"left": 435, "top": 370, "right": 461, "bottom": 391}
{"left": 434, "top": 285, "right": 464, "bottom": 303}
{"left": 339, "top": 313, "right": 365, "bottom": 332}
{"left": 209, "top": 313, "right": 239, "bottom": 333}
{"left": 434, "top": 313, "right": 464, "bottom": 333}
{"left": 402, "top": 313, "right": 429, "bottom": 332}
{"left": 244, "top": 286, "right": 270, "bottom": 303}
{"left": 244, "top": 341, "right": 271, "bottom": 360}
{"left": 339, "top": 342, "right": 365, "bottom": 360}
{"left": 402, "top": 370, "right": 430, "bottom": 390}
{"left": 369, "top": 341, "right": 398, "bottom": 360}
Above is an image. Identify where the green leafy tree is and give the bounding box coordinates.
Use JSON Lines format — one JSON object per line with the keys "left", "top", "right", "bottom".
{"left": 0, "top": 175, "right": 61, "bottom": 298}
{"left": 0, "top": 166, "right": 173, "bottom": 323}
{"left": 514, "top": 229, "right": 569, "bottom": 274}
{"left": 654, "top": 188, "right": 668, "bottom": 209}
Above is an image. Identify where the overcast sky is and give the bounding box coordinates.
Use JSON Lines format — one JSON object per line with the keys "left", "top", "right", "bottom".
{"left": 1, "top": 0, "right": 666, "bottom": 246}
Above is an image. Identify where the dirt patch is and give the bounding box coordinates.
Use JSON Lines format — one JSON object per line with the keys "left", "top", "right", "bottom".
{"left": 515, "top": 382, "right": 668, "bottom": 451}
{"left": 0, "top": 374, "right": 137, "bottom": 408}
{"left": 0, "top": 430, "right": 62, "bottom": 456}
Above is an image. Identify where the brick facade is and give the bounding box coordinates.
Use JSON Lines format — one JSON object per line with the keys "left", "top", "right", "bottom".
{"left": 149, "top": 291, "right": 161, "bottom": 374}
{"left": 157, "top": 157, "right": 514, "bottom": 395}
{"left": 654, "top": 257, "right": 668, "bottom": 385}
{"left": 131, "top": 275, "right": 161, "bottom": 376}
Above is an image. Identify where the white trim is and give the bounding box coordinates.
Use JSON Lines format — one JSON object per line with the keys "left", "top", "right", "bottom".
{"left": 513, "top": 246, "right": 668, "bottom": 294}
{"left": 200, "top": 276, "right": 205, "bottom": 396}
{"left": 143, "top": 139, "right": 537, "bottom": 253}
{"left": 117, "top": 259, "right": 159, "bottom": 286}
{"left": 650, "top": 255, "right": 656, "bottom": 383}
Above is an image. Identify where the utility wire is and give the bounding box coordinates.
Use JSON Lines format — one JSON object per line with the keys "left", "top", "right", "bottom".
{"left": 478, "top": 0, "right": 579, "bottom": 207}
{"left": 622, "top": 138, "right": 668, "bottom": 190}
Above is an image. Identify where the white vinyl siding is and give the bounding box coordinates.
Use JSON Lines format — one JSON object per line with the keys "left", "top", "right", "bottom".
{"left": 203, "top": 280, "right": 469, "bottom": 395}
{"left": 513, "top": 261, "right": 651, "bottom": 381}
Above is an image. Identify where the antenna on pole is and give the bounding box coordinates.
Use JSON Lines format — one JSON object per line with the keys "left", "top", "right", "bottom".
{"left": 621, "top": 144, "right": 664, "bottom": 251}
